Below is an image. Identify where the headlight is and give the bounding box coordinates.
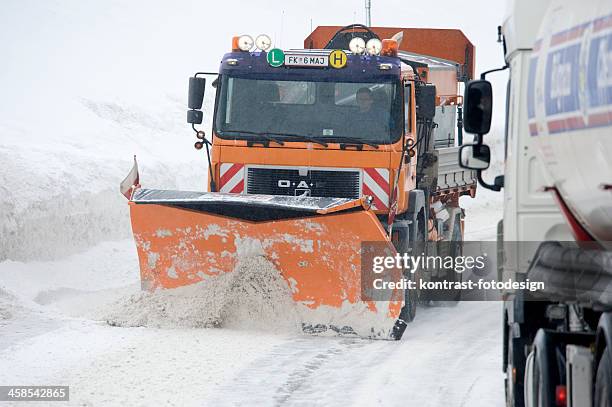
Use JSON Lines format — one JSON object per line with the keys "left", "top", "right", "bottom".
{"left": 366, "top": 38, "right": 382, "bottom": 56}
{"left": 255, "top": 34, "right": 272, "bottom": 51}
{"left": 237, "top": 35, "right": 254, "bottom": 51}
{"left": 348, "top": 37, "right": 366, "bottom": 54}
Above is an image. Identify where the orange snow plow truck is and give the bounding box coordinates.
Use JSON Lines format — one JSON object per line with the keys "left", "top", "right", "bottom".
{"left": 120, "top": 25, "right": 477, "bottom": 339}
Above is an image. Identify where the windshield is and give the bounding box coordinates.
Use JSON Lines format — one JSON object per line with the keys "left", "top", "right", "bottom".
{"left": 214, "top": 76, "right": 402, "bottom": 144}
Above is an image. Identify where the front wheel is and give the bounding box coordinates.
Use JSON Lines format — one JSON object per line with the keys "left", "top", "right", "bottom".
{"left": 505, "top": 335, "right": 526, "bottom": 407}
{"left": 395, "top": 216, "right": 422, "bottom": 328}
{"left": 399, "top": 274, "right": 417, "bottom": 323}
{"left": 390, "top": 271, "right": 417, "bottom": 340}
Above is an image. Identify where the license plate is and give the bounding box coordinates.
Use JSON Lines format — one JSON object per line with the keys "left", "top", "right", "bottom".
{"left": 284, "top": 53, "right": 329, "bottom": 67}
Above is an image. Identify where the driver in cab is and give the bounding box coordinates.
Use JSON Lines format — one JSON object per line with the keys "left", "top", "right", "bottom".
{"left": 356, "top": 87, "right": 388, "bottom": 134}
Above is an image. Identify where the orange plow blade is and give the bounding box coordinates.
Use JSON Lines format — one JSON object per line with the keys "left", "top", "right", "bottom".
{"left": 128, "top": 189, "right": 404, "bottom": 339}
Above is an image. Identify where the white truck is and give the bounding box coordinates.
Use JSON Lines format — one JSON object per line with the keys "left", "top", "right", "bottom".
{"left": 459, "top": 0, "right": 612, "bottom": 406}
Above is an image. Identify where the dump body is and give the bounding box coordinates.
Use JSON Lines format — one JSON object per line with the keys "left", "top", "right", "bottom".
{"left": 305, "top": 26, "right": 475, "bottom": 81}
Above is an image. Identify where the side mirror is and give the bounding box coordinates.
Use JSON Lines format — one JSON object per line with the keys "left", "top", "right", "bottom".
{"left": 459, "top": 143, "right": 491, "bottom": 170}
{"left": 463, "top": 80, "right": 492, "bottom": 135}
{"left": 187, "top": 76, "right": 206, "bottom": 125}
{"left": 187, "top": 110, "right": 203, "bottom": 125}
{"left": 416, "top": 84, "right": 436, "bottom": 120}
{"left": 188, "top": 77, "right": 206, "bottom": 110}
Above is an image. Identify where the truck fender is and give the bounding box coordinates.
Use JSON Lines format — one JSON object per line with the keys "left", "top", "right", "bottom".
{"left": 406, "top": 189, "right": 425, "bottom": 241}
{"left": 531, "top": 329, "right": 556, "bottom": 407}
{"left": 390, "top": 218, "right": 412, "bottom": 253}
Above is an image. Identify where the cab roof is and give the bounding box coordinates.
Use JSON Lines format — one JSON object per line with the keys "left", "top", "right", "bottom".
{"left": 219, "top": 50, "right": 401, "bottom": 83}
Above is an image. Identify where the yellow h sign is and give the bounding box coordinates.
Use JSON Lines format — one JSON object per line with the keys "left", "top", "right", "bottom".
{"left": 329, "top": 50, "right": 347, "bottom": 69}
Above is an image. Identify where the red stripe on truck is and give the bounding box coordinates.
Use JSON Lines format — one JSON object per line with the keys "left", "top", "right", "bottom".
{"left": 220, "top": 163, "right": 244, "bottom": 187}
{"left": 230, "top": 179, "right": 244, "bottom": 194}
{"left": 364, "top": 168, "right": 390, "bottom": 191}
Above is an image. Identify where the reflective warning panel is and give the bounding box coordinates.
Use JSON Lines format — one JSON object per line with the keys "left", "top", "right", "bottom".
{"left": 329, "top": 50, "right": 348, "bottom": 69}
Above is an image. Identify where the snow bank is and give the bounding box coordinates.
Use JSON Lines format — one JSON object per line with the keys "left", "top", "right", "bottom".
{"left": 0, "top": 287, "right": 18, "bottom": 321}
{"left": 0, "top": 0, "right": 214, "bottom": 262}
{"left": 103, "top": 255, "right": 301, "bottom": 333}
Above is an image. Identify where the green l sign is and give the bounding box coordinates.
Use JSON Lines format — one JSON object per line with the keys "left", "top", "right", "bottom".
{"left": 267, "top": 48, "right": 285, "bottom": 67}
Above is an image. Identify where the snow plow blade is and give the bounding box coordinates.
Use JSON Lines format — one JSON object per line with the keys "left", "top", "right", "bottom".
{"left": 128, "top": 189, "right": 404, "bottom": 339}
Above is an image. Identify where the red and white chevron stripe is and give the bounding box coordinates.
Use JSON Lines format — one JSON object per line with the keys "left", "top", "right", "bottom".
{"left": 362, "top": 168, "right": 390, "bottom": 211}
{"left": 219, "top": 163, "right": 245, "bottom": 193}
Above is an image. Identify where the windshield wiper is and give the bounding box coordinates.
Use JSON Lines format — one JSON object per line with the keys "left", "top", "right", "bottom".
{"left": 330, "top": 136, "right": 380, "bottom": 149}
{"left": 271, "top": 133, "right": 328, "bottom": 147}
{"left": 220, "top": 130, "right": 330, "bottom": 147}
{"left": 220, "top": 130, "right": 285, "bottom": 146}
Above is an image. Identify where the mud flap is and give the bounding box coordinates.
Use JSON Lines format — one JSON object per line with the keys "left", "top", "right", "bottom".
{"left": 128, "top": 189, "right": 404, "bottom": 339}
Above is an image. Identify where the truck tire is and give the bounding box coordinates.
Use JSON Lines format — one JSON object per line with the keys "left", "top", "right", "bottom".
{"left": 534, "top": 355, "right": 545, "bottom": 407}
{"left": 410, "top": 213, "right": 426, "bottom": 306}
{"left": 392, "top": 214, "right": 419, "bottom": 331}
{"left": 427, "top": 214, "right": 463, "bottom": 305}
{"left": 594, "top": 346, "right": 612, "bottom": 407}
{"left": 398, "top": 283, "right": 417, "bottom": 324}
{"left": 505, "top": 335, "right": 526, "bottom": 407}
{"left": 442, "top": 214, "right": 463, "bottom": 303}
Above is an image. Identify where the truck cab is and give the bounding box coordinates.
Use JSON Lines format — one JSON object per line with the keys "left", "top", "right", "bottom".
{"left": 210, "top": 48, "right": 413, "bottom": 215}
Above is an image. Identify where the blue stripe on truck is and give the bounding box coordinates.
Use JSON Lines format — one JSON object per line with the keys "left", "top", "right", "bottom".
{"left": 528, "top": 14, "right": 612, "bottom": 136}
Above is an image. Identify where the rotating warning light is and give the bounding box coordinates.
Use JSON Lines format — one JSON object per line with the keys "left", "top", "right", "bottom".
{"left": 381, "top": 39, "right": 398, "bottom": 57}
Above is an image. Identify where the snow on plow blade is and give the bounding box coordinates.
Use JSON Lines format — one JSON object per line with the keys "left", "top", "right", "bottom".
{"left": 128, "top": 189, "right": 403, "bottom": 339}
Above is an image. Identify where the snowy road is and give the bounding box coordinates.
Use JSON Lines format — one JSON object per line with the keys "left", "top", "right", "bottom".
{"left": 0, "top": 282, "right": 503, "bottom": 406}
{"left": 204, "top": 302, "right": 502, "bottom": 406}
{"left": 0, "top": 197, "right": 504, "bottom": 406}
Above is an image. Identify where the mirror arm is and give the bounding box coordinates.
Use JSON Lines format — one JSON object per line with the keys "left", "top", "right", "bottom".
{"left": 480, "top": 64, "right": 508, "bottom": 80}
{"left": 472, "top": 132, "right": 501, "bottom": 191}
{"left": 194, "top": 71, "right": 218, "bottom": 77}
{"left": 190, "top": 123, "right": 216, "bottom": 192}
{"left": 191, "top": 123, "right": 212, "bottom": 146}
{"left": 481, "top": 24, "right": 509, "bottom": 79}
{"left": 477, "top": 169, "right": 503, "bottom": 191}
{"left": 204, "top": 139, "right": 217, "bottom": 192}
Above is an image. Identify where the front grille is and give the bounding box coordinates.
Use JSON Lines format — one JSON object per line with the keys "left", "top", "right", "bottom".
{"left": 246, "top": 167, "right": 360, "bottom": 199}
